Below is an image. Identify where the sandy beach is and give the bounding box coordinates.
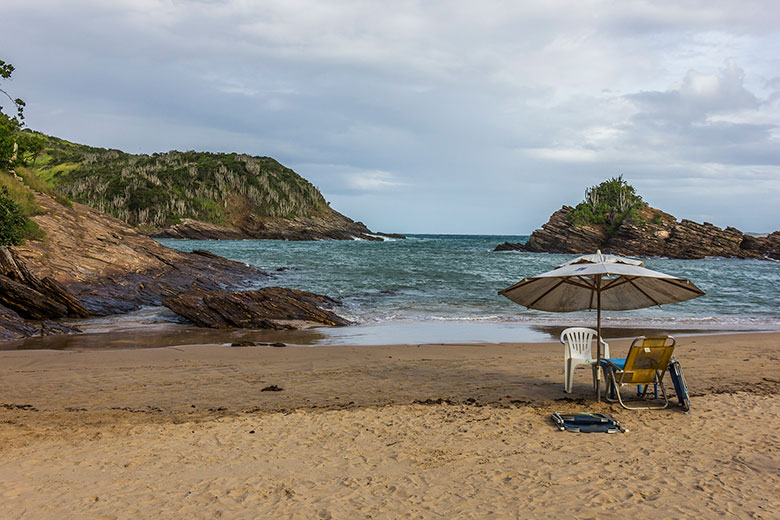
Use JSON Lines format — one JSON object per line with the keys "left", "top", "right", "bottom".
{"left": 1, "top": 332, "right": 779, "bottom": 518}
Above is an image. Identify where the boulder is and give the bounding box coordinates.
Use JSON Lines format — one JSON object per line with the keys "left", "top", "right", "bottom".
{"left": 163, "top": 286, "right": 351, "bottom": 329}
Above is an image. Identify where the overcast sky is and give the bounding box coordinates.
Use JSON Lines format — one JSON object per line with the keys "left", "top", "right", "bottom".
{"left": 3, "top": 0, "right": 779, "bottom": 233}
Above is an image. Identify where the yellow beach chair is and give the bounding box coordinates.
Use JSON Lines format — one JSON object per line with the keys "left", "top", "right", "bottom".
{"left": 601, "top": 336, "right": 676, "bottom": 410}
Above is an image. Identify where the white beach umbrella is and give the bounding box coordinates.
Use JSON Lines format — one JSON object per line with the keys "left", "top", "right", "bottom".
{"left": 498, "top": 251, "right": 705, "bottom": 400}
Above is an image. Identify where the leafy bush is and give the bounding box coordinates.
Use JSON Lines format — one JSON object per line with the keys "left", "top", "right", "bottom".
{"left": 567, "top": 175, "right": 647, "bottom": 235}
{"left": 0, "top": 185, "right": 28, "bottom": 245}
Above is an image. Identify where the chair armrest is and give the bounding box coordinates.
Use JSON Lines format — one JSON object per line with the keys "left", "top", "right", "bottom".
{"left": 600, "top": 337, "right": 610, "bottom": 358}
{"left": 600, "top": 358, "right": 622, "bottom": 370}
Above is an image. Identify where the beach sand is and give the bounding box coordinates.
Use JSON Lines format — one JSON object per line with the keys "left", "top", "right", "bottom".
{"left": 1, "top": 332, "right": 778, "bottom": 518}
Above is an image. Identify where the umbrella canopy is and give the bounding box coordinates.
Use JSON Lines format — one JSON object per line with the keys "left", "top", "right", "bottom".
{"left": 498, "top": 251, "right": 705, "bottom": 400}
{"left": 499, "top": 252, "right": 705, "bottom": 312}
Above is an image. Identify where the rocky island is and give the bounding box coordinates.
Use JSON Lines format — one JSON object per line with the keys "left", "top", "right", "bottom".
{"left": 496, "top": 177, "right": 780, "bottom": 260}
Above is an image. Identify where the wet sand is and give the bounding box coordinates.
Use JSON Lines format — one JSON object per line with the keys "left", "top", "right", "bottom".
{"left": 1, "top": 332, "right": 778, "bottom": 518}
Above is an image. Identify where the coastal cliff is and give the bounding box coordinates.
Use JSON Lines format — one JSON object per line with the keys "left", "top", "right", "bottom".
{"left": 496, "top": 205, "right": 780, "bottom": 260}
{"left": 28, "top": 133, "right": 381, "bottom": 241}
{"left": 0, "top": 182, "right": 351, "bottom": 340}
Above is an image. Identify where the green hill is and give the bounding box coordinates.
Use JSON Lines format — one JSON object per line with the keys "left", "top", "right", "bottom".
{"left": 28, "top": 132, "right": 335, "bottom": 231}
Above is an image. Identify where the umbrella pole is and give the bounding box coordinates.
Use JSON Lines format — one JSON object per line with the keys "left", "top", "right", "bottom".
{"left": 596, "top": 280, "right": 602, "bottom": 402}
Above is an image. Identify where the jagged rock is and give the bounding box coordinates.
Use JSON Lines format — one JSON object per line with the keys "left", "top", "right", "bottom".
{"left": 163, "top": 287, "right": 351, "bottom": 329}
{"left": 497, "top": 204, "right": 779, "bottom": 260}
{"left": 662, "top": 221, "right": 745, "bottom": 259}
{"left": 0, "top": 304, "right": 79, "bottom": 341}
{"left": 0, "top": 274, "right": 68, "bottom": 320}
{"left": 9, "top": 191, "right": 264, "bottom": 316}
{"left": 494, "top": 206, "right": 606, "bottom": 253}
{"left": 524, "top": 206, "right": 606, "bottom": 253}
{"left": 494, "top": 241, "right": 525, "bottom": 252}
{"left": 0, "top": 304, "right": 39, "bottom": 341}
{"left": 0, "top": 185, "right": 266, "bottom": 340}
{"left": 0, "top": 247, "right": 90, "bottom": 318}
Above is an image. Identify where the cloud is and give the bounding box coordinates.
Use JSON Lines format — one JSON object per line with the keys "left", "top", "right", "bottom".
{"left": 343, "top": 170, "right": 407, "bottom": 192}
{"left": 1, "top": 0, "right": 779, "bottom": 232}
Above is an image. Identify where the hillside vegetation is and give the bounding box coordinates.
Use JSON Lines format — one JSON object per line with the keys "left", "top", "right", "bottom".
{"left": 28, "top": 132, "right": 332, "bottom": 231}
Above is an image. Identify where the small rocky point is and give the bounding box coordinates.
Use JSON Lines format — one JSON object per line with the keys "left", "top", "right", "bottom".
{"left": 495, "top": 205, "right": 780, "bottom": 260}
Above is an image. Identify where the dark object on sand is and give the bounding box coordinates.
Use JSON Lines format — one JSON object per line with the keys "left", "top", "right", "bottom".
{"left": 261, "top": 385, "right": 284, "bottom": 392}
{"left": 230, "top": 341, "right": 258, "bottom": 347}
{"left": 668, "top": 356, "right": 691, "bottom": 413}
{"left": 551, "top": 412, "right": 626, "bottom": 433}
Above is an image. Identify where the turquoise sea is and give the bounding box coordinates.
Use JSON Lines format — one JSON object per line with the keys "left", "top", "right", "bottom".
{"left": 150, "top": 234, "right": 780, "bottom": 345}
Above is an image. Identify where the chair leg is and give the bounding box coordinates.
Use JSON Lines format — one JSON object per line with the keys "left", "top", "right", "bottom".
{"left": 614, "top": 373, "right": 670, "bottom": 410}
{"left": 564, "top": 359, "right": 572, "bottom": 393}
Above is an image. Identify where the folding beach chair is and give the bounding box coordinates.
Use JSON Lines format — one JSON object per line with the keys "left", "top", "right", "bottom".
{"left": 601, "top": 336, "right": 676, "bottom": 410}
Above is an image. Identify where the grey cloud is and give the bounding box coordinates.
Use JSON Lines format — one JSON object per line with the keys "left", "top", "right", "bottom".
{"left": 2, "top": 0, "right": 779, "bottom": 233}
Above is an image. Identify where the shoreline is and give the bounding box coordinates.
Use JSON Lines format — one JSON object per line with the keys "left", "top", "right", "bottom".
{"left": 4, "top": 316, "right": 780, "bottom": 351}
{"left": 2, "top": 332, "right": 778, "bottom": 412}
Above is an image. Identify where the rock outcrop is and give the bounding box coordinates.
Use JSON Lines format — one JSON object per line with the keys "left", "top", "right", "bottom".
{"left": 152, "top": 214, "right": 381, "bottom": 241}
{"left": 9, "top": 190, "right": 264, "bottom": 317}
{"left": 0, "top": 186, "right": 264, "bottom": 340}
{"left": 496, "top": 205, "right": 780, "bottom": 260}
{"left": 163, "top": 287, "right": 351, "bottom": 329}
{"left": 1, "top": 182, "right": 358, "bottom": 341}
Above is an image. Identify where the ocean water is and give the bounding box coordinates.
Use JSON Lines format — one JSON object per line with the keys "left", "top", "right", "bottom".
{"left": 154, "top": 234, "right": 780, "bottom": 344}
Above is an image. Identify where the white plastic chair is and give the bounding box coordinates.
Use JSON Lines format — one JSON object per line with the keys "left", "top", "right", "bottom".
{"left": 560, "top": 327, "right": 610, "bottom": 393}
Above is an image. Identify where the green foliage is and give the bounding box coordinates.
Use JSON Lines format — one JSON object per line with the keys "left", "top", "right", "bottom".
{"left": 0, "top": 59, "right": 26, "bottom": 122}
{"left": 0, "top": 113, "right": 18, "bottom": 166}
{"left": 567, "top": 175, "right": 647, "bottom": 235}
{"left": 0, "top": 185, "right": 28, "bottom": 245}
{"left": 30, "top": 134, "right": 331, "bottom": 229}
{"left": 1, "top": 59, "right": 40, "bottom": 169}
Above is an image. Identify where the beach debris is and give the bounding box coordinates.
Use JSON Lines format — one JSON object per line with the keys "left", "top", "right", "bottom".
{"left": 412, "top": 398, "right": 455, "bottom": 406}
{"left": 270, "top": 342, "right": 287, "bottom": 347}
{"left": 1, "top": 403, "right": 38, "bottom": 411}
{"left": 551, "top": 412, "right": 627, "bottom": 433}
{"left": 261, "top": 385, "right": 284, "bottom": 392}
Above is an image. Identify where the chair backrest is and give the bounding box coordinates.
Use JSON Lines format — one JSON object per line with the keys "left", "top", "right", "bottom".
{"left": 619, "top": 336, "right": 676, "bottom": 384}
{"left": 560, "top": 327, "right": 597, "bottom": 360}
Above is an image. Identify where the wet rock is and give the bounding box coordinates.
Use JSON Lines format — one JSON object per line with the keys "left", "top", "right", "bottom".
{"left": 0, "top": 274, "right": 67, "bottom": 320}
{"left": 494, "top": 241, "right": 525, "bottom": 252}
{"left": 163, "top": 286, "right": 351, "bottom": 329}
